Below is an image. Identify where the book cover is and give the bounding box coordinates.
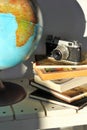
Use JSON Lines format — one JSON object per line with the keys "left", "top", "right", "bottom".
{"left": 29, "top": 89, "right": 87, "bottom": 110}
{"left": 34, "top": 75, "right": 87, "bottom": 92}
{"left": 34, "top": 67, "right": 87, "bottom": 80}
{"left": 30, "top": 80, "right": 87, "bottom": 103}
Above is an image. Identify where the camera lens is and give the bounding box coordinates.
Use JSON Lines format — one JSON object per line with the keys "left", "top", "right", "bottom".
{"left": 52, "top": 45, "right": 69, "bottom": 61}
{"left": 52, "top": 50, "right": 62, "bottom": 60}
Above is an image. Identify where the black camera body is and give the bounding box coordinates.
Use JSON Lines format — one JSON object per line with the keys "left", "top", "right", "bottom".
{"left": 46, "top": 35, "right": 60, "bottom": 56}
{"left": 46, "top": 35, "right": 81, "bottom": 64}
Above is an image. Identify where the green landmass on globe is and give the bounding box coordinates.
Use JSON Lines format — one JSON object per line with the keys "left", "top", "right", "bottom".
{"left": 0, "top": 0, "right": 42, "bottom": 69}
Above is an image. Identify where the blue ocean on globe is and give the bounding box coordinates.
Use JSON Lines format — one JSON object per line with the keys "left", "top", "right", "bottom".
{"left": 0, "top": 13, "right": 38, "bottom": 69}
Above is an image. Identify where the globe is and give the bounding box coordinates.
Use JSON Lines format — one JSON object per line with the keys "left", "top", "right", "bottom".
{"left": 0, "top": 0, "right": 43, "bottom": 106}
{"left": 0, "top": 0, "right": 43, "bottom": 69}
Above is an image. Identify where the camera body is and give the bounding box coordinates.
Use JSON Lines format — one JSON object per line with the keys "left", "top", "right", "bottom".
{"left": 46, "top": 35, "right": 81, "bottom": 64}
{"left": 46, "top": 35, "right": 60, "bottom": 56}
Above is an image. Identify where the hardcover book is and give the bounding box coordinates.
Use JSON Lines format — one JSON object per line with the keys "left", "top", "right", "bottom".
{"left": 32, "top": 55, "right": 87, "bottom": 80}
{"left": 29, "top": 88, "right": 87, "bottom": 110}
{"left": 34, "top": 67, "right": 87, "bottom": 80}
{"left": 30, "top": 80, "right": 87, "bottom": 103}
{"left": 34, "top": 75, "right": 87, "bottom": 92}
{"left": 33, "top": 54, "right": 87, "bottom": 68}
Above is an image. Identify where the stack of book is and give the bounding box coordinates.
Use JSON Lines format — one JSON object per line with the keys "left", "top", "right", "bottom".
{"left": 29, "top": 55, "right": 87, "bottom": 110}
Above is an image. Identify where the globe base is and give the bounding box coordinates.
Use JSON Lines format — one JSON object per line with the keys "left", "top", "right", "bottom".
{"left": 0, "top": 81, "right": 26, "bottom": 106}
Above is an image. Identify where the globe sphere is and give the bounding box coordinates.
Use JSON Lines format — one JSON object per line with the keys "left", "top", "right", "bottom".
{"left": 0, "top": 0, "right": 43, "bottom": 69}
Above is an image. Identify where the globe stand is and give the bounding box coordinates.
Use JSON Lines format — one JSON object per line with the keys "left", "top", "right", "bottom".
{"left": 0, "top": 80, "right": 26, "bottom": 106}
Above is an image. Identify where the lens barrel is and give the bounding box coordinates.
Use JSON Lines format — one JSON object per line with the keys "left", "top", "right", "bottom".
{"left": 52, "top": 45, "right": 69, "bottom": 61}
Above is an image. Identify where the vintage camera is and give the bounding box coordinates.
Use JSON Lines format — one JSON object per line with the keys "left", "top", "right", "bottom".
{"left": 46, "top": 35, "right": 81, "bottom": 64}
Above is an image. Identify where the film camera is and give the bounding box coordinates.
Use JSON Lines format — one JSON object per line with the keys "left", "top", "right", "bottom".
{"left": 46, "top": 35, "right": 81, "bottom": 64}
